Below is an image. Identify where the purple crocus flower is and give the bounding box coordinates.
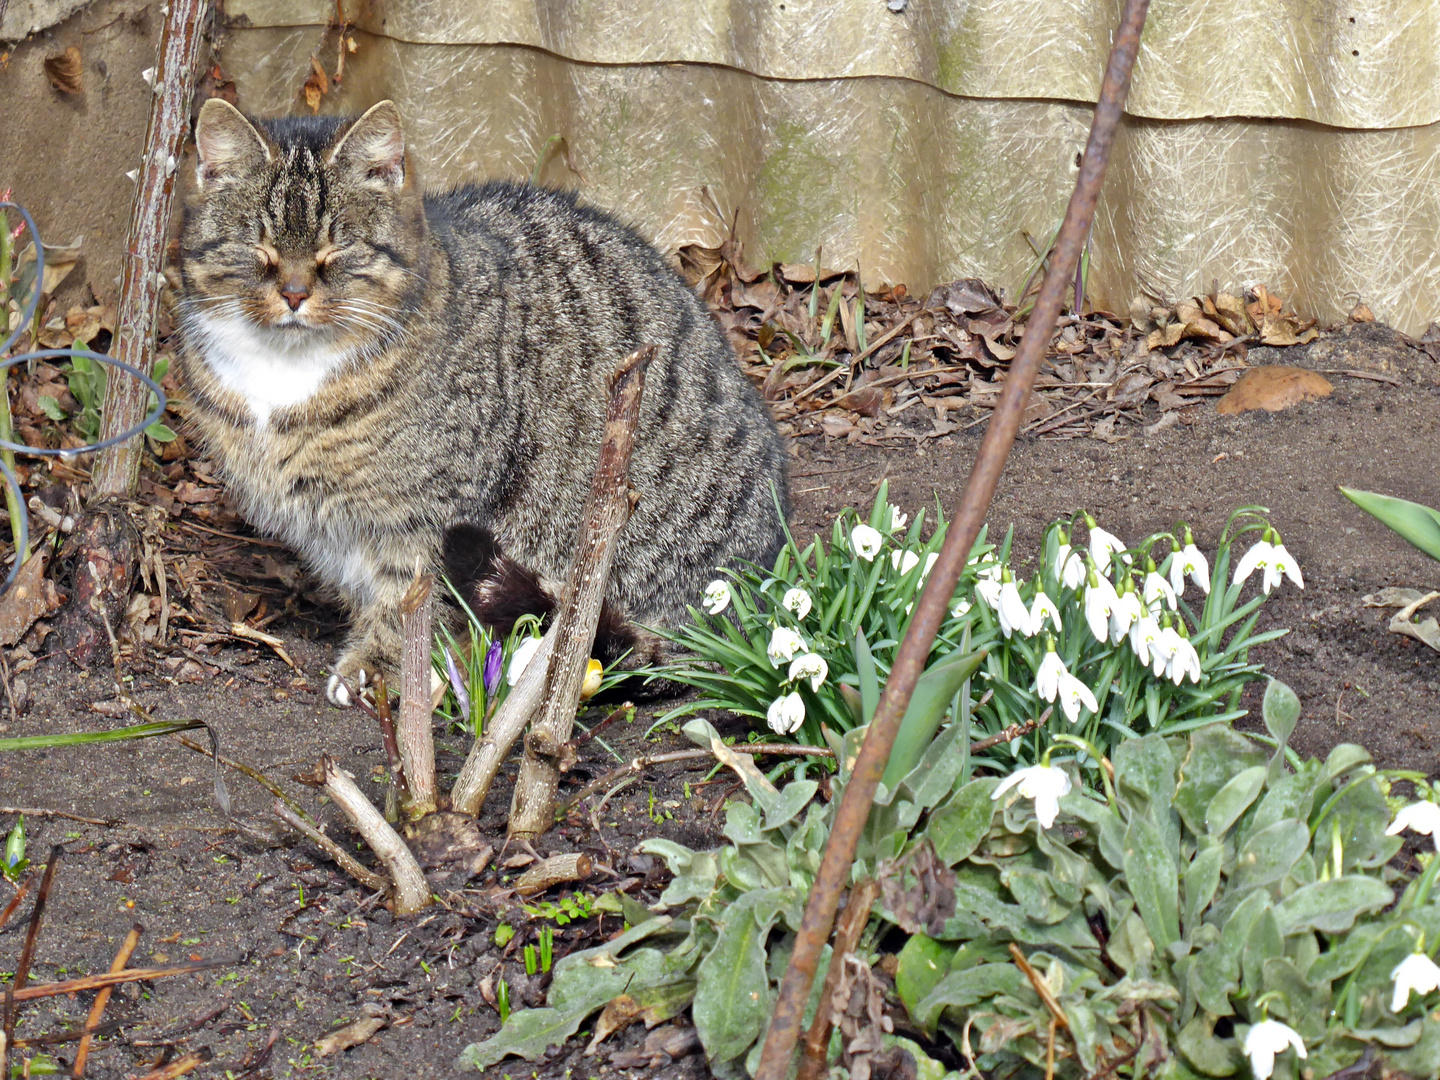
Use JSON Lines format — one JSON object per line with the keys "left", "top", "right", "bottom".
{"left": 443, "top": 647, "right": 471, "bottom": 720}
{"left": 483, "top": 639, "right": 503, "bottom": 697}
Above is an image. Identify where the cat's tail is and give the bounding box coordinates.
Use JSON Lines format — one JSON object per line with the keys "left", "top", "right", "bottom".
{"left": 440, "top": 523, "right": 670, "bottom": 674}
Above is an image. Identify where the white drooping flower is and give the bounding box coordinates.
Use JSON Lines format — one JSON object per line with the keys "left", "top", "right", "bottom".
{"left": 1391, "top": 951, "right": 1440, "bottom": 1012}
{"left": 1168, "top": 633, "right": 1203, "bottom": 684}
{"left": 1129, "top": 612, "right": 1162, "bottom": 666}
{"left": 787, "top": 652, "right": 828, "bottom": 691}
{"left": 887, "top": 504, "right": 908, "bottom": 533}
{"left": 1143, "top": 565, "right": 1178, "bottom": 611}
{"left": 951, "top": 598, "right": 972, "bottom": 618}
{"left": 1243, "top": 1020, "right": 1306, "bottom": 1080}
{"left": 702, "top": 579, "right": 732, "bottom": 615}
{"left": 1267, "top": 534, "right": 1304, "bottom": 592}
{"left": 1030, "top": 591, "right": 1063, "bottom": 634}
{"left": 767, "top": 627, "right": 807, "bottom": 668}
{"left": 767, "top": 691, "right": 806, "bottom": 735}
{"left": 1084, "top": 567, "right": 1120, "bottom": 645}
{"left": 1109, "top": 580, "right": 1144, "bottom": 644}
{"left": 1234, "top": 532, "right": 1294, "bottom": 593}
{"left": 1169, "top": 531, "right": 1211, "bottom": 597}
{"left": 996, "top": 571, "right": 1034, "bottom": 639}
{"left": 1034, "top": 644, "right": 1066, "bottom": 703}
{"left": 921, "top": 551, "right": 940, "bottom": 579}
{"left": 1151, "top": 624, "right": 1182, "bottom": 678}
{"left": 782, "top": 587, "right": 813, "bottom": 620}
{"left": 851, "top": 523, "right": 883, "bottom": 561}
{"left": 507, "top": 635, "right": 543, "bottom": 687}
{"left": 1056, "top": 670, "right": 1100, "bottom": 725}
{"left": 1054, "top": 542, "right": 1087, "bottom": 590}
{"left": 992, "top": 764, "right": 1072, "bottom": 829}
{"left": 1386, "top": 801, "right": 1440, "bottom": 846}
{"left": 1086, "top": 516, "right": 1131, "bottom": 573}
{"left": 976, "top": 575, "right": 1003, "bottom": 611}
{"left": 890, "top": 549, "right": 921, "bottom": 575}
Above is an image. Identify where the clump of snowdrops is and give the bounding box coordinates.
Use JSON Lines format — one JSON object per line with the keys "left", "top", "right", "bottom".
{"left": 659, "top": 488, "right": 1303, "bottom": 770}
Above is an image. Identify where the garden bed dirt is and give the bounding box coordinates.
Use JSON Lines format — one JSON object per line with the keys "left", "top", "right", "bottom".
{"left": 1, "top": 321, "right": 1438, "bottom": 1079}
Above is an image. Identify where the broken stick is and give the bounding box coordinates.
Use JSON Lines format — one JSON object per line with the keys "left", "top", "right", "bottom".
{"left": 507, "top": 345, "right": 653, "bottom": 837}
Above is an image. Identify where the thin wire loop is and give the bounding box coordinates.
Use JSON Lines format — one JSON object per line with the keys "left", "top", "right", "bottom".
{"left": 1, "top": 202, "right": 168, "bottom": 594}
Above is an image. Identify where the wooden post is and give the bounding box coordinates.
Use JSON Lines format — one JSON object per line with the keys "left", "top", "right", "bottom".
{"left": 506, "top": 346, "right": 652, "bottom": 837}
{"left": 89, "top": 0, "right": 209, "bottom": 497}
{"left": 397, "top": 573, "right": 437, "bottom": 818}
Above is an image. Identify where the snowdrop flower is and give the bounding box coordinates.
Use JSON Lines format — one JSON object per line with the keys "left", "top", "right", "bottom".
{"left": 1030, "top": 590, "right": 1062, "bottom": 633}
{"left": 1168, "top": 528, "right": 1211, "bottom": 597}
{"left": 851, "top": 523, "right": 883, "bottom": 561}
{"left": 1267, "top": 531, "right": 1304, "bottom": 591}
{"left": 702, "top": 579, "right": 732, "bottom": 615}
{"left": 788, "top": 652, "right": 828, "bottom": 691}
{"left": 782, "top": 587, "right": 813, "bottom": 620}
{"left": 951, "top": 598, "right": 972, "bottom": 618}
{"left": 1053, "top": 533, "right": 1087, "bottom": 590}
{"left": 996, "top": 569, "right": 1034, "bottom": 639}
{"left": 1034, "top": 641, "right": 1066, "bottom": 703}
{"left": 1129, "top": 611, "right": 1161, "bottom": 667}
{"left": 767, "top": 692, "right": 806, "bottom": 735}
{"left": 1150, "top": 622, "right": 1181, "bottom": 678}
{"left": 1243, "top": 1020, "right": 1306, "bottom": 1080}
{"left": 1109, "top": 578, "right": 1144, "bottom": 644}
{"left": 1143, "top": 559, "right": 1177, "bottom": 611}
{"left": 767, "top": 626, "right": 807, "bottom": 668}
{"left": 507, "top": 635, "right": 543, "bottom": 686}
{"left": 921, "top": 551, "right": 940, "bottom": 579}
{"left": 886, "top": 505, "right": 908, "bottom": 534}
{"left": 1391, "top": 951, "right": 1440, "bottom": 1012}
{"left": 1233, "top": 534, "right": 1274, "bottom": 588}
{"left": 975, "top": 575, "right": 1002, "bottom": 611}
{"left": 1083, "top": 563, "right": 1120, "bottom": 645}
{"left": 992, "top": 762, "right": 1072, "bottom": 829}
{"left": 1386, "top": 801, "right": 1440, "bottom": 846}
{"left": 1057, "top": 669, "right": 1100, "bottom": 725}
{"left": 890, "top": 549, "right": 921, "bottom": 575}
{"left": 1085, "top": 514, "right": 1131, "bottom": 573}
{"left": 1168, "top": 631, "right": 1202, "bottom": 685}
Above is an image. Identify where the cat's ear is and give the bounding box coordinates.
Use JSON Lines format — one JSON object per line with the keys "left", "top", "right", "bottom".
{"left": 329, "top": 100, "right": 406, "bottom": 187}
{"left": 194, "top": 98, "right": 270, "bottom": 189}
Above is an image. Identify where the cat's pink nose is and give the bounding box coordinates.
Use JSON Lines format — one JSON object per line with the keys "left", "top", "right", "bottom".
{"left": 280, "top": 283, "right": 310, "bottom": 310}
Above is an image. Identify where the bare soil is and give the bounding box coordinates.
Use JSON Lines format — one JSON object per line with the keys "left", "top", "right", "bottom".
{"left": 1, "top": 322, "right": 1438, "bottom": 1079}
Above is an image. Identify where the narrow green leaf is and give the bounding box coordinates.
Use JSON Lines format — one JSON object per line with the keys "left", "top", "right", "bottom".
{"left": 1341, "top": 487, "right": 1440, "bottom": 561}
{"left": 0, "top": 719, "right": 204, "bottom": 751}
{"left": 881, "top": 649, "right": 986, "bottom": 789}
{"left": 854, "top": 627, "right": 879, "bottom": 724}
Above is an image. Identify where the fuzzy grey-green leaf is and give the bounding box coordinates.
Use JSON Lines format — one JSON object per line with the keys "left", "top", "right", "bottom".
{"left": 1272, "top": 876, "right": 1393, "bottom": 934}
{"left": 1205, "top": 765, "right": 1266, "bottom": 836}
{"left": 927, "top": 777, "right": 997, "bottom": 866}
{"left": 1124, "top": 813, "right": 1180, "bottom": 950}
{"left": 1262, "top": 679, "right": 1301, "bottom": 745}
{"left": 692, "top": 899, "right": 776, "bottom": 1062}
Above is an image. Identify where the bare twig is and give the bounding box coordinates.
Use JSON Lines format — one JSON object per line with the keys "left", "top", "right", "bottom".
{"left": 968, "top": 711, "right": 1047, "bottom": 754}
{"left": 507, "top": 346, "right": 654, "bottom": 836}
{"left": 271, "top": 800, "right": 389, "bottom": 894}
{"left": 2, "top": 845, "right": 60, "bottom": 1077}
{"left": 514, "top": 853, "right": 593, "bottom": 896}
{"left": 0, "top": 807, "right": 114, "bottom": 827}
{"left": 755, "top": 2, "right": 1152, "bottom": 1072}
{"left": 72, "top": 922, "right": 141, "bottom": 1078}
{"left": 397, "top": 573, "right": 437, "bottom": 817}
{"left": 134, "top": 1048, "right": 212, "bottom": 1080}
{"left": 306, "top": 756, "right": 430, "bottom": 915}
{"left": 5, "top": 961, "right": 229, "bottom": 1004}
{"left": 797, "top": 879, "right": 880, "bottom": 1080}
{"left": 556, "top": 744, "right": 836, "bottom": 818}
{"left": 90, "top": 0, "right": 210, "bottom": 495}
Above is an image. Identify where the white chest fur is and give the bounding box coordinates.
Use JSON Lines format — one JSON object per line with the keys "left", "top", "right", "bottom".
{"left": 189, "top": 313, "right": 355, "bottom": 427}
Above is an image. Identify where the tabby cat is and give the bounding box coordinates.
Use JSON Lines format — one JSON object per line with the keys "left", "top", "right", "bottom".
{"left": 177, "top": 99, "right": 789, "bottom": 704}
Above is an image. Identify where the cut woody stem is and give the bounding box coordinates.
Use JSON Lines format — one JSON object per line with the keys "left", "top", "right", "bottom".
{"left": 754, "top": 1, "right": 1152, "bottom": 1073}
{"left": 397, "top": 572, "right": 437, "bottom": 818}
{"left": 449, "top": 345, "right": 655, "bottom": 825}
{"left": 507, "top": 344, "right": 653, "bottom": 837}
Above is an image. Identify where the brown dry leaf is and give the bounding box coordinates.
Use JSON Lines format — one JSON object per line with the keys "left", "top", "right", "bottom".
{"left": 832, "top": 385, "right": 887, "bottom": 417}
{"left": 1109, "top": 371, "right": 1155, "bottom": 407}
{"left": 173, "top": 481, "right": 220, "bottom": 504}
{"left": 1209, "top": 293, "right": 1252, "bottom": 336}
{"left": 315, "top": 1016, "right": 385, "bottom": 1057}
{"left": 17, "top": 238, "right": 83, "bottom": 297}
{"left": 1349, "top": 302, "right": 1376, "bottom": 323}
{"left": 1385, "top": 591, "right": 1440, "bottom": 653}
{"left": 878, "top": 841, "right": 956, "bottom": 937}
{"left": 586, "top": 995, "right": 642, "bottom": 1054}
{"left": 926, "top": 278, "right": 1003, "bottom": 317}
{"left": 303, "top": 56, "right": 329, "bottom": 114}
{"left": 819, "top": 414, "right": 857, "bottom": 438}
{"left": 0, "top": 554, "right": 63, "bottom": 647}
{"left": 1147, "top": 322, "right": 1186, "bottom": 350}
{"left": 730, "top": 278, "right": 780, "bottom": 312}
{"left": 43, "top": 46, "right": 82, "bottom": 94}
{"left": 1216, "top": 366, "right": 1333, "bottom": 414}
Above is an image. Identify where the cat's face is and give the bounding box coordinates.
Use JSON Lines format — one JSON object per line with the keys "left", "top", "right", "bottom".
{"left": 180, "top": 100, "right": 426, "bottom": 352}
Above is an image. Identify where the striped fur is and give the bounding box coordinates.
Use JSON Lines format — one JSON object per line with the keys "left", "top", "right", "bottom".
{"left": 176, "top": 100, "right": 790, "bottom": 702}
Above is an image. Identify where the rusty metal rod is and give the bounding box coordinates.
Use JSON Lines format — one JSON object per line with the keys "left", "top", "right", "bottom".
{"left": 753, "top": 2, "right": 1152, "bottom": 1074}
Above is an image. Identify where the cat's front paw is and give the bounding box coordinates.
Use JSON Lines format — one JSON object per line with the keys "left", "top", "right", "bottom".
{"left": 326, "top": 654, "right": 381, "bottom": 708}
